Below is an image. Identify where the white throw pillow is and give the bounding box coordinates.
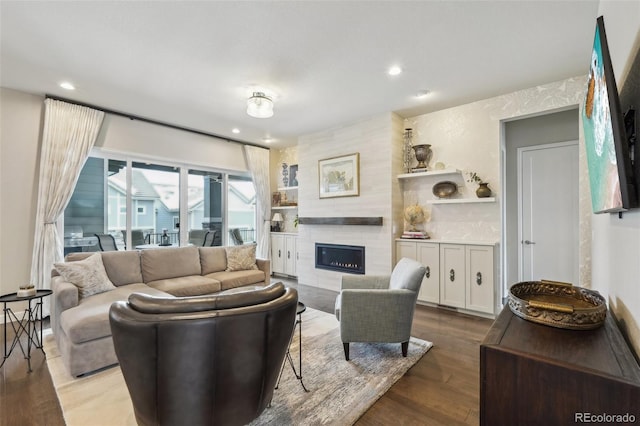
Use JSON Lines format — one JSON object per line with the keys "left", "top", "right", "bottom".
{"left": 225, "top": 244, "right": 259, "bottom": 272}
{"left": 55, "top": 253, "right": 116, "bottom": 299}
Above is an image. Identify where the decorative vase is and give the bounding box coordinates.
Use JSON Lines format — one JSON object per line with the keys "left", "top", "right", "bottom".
{"left": 403, "top": 128, "right": 414, "bottom": 173}
{"left": 412, "top": 144, "right": 432, "bottom": 171}
{"left": 476, "top": 182, "right": 492, "bottom": 198}
{"left": 281, "top": 163, "right": 289, "bottom": 187}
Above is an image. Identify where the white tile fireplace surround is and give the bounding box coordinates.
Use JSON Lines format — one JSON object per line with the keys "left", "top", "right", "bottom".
{"left": 293, "top": 113, "right": 404, "bottom": 292}
{"left": 296, "top": 223, "right": 393, "bottom": 292}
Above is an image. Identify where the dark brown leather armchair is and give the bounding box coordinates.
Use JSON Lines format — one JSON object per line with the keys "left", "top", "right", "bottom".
{"left": 109, "top": 282, "right": 298, "bottom": 426}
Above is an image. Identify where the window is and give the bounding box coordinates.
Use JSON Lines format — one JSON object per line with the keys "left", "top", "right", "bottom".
{"left": 228, "top": 175, "right": 257, "bottom": 245}
{"left": 64, "top": 153, "right": 251, "bottom": 253}
{"left": 132, "top": 162, "right": 179, "bottom": 246}
{"left": 186, "top": 170, "right": 223, "bottom": 247}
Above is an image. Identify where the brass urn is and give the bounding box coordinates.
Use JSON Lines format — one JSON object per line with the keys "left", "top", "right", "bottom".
{"left": 476, "top": 182, "right": 492, "bottom": 198}
{"left": 412, "top": 144, "right": 432, "bottom": 170}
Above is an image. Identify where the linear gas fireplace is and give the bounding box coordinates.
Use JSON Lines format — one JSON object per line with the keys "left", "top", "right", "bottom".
{"left": 315, "top": 243, "right": 365, "bottom": 275}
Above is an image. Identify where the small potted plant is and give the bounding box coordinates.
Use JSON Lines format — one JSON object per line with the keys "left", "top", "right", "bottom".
{"left": 467, "top": 172, "right": 492, "bottom": 198}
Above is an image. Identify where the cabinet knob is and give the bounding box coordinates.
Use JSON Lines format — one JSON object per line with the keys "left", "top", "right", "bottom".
{"left": 449, "top": 269, "right": 455, "bottom": 282}
{"left": 425, "top": 266, "right": 430, "bottom": 279}
{"left": 476, "top": 272, "right": 482, "bottom": 285}
{"left": 278, "top": 249, "right": 281, "bottom": 257}
{"left": 287, "top": 250, "right": 291, "bottom": 259}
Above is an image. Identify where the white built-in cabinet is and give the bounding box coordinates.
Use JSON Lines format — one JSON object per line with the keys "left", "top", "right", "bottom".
{"left": 396, "top": 240, "right": 496, "bottom": 317}
{"left": 397, "top": 241, "right": 440, "bottom": 304}
{"left": 271, "top": 233, "right": 297, "bottom": 277}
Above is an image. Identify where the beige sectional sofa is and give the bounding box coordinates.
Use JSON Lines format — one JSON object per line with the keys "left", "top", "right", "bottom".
{"left": 51, "top": 245, "right": 270, "bottom": 377}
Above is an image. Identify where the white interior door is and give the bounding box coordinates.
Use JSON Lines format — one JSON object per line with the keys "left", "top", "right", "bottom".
{"left": 518, "top": 142, "right": 579, "bottom": 284}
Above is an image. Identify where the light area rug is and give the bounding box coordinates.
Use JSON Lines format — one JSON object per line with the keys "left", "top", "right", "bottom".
{"left": 44, "top": 308, "right": 432, "bottom": 426}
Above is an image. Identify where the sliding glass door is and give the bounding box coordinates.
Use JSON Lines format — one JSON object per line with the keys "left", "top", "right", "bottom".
{"left": 129, "top": 162, "right": 180, "bottom": 248}
{"left": 186, "top": 170, "right": 223, "bottom": 247}
{"left": 64, "top": 153, "right": 253, "bottom": 253}
{"left": 228, "top": 175, "right": 256, "bottom": 245}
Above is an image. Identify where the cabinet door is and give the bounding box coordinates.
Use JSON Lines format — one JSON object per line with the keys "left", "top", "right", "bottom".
{"left": 417, "top": 243, "right": 440, "bottom": 304}
{"left": 270, "top": 234, "right": 285, "bottom": 274}
{"left": 465, "top": 245, "right": 494, "bottom": 314}
{"left": 396, "top": 241, "right": 417, "bottom": 262}
{"left": 440, "top": 244, "right": 466, "bottom": 308}
{"left": 284, "top": 235, "right": 297, "bottom": 276}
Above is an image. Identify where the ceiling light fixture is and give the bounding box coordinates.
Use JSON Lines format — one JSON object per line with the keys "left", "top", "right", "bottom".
{"left": 59, "top": 81, "right": 75, "bottom": 90}
{"left": 415, "top": 89, "right": 431, "bottom": 98}
{"left": 388, "top": 66, "right": 402, "bottom": 76}
{"left": 246, "top": 92, "right": 274, "bottom": 118}
{"left": 232, "top": 128, "right": 240, "bottom": 134}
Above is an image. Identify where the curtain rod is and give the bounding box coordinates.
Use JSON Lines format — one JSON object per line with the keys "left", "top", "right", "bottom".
{"left": 45, "top": 94, "right": 269, "bottom": 150}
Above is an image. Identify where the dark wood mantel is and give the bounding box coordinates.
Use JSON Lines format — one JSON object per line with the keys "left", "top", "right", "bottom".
{"left": 298, "top": 217, "right": 383, "bottom": 226}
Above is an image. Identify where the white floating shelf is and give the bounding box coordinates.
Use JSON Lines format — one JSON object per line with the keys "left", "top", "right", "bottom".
{"left": 272, "top": 205, "right": 298, "bottom": 210}
{"left": 277, "top": 186, "right": 299, "bottom": 191}
{"left": 430, "top": 197, "right": 496, "bottom": 204}
{"left": 397, "top": 168, "right": 462, "bottom": 180}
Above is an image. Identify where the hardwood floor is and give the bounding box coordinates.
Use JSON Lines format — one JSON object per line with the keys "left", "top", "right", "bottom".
{"left": 0, "top": 281, "right": 493, "bottom": 425}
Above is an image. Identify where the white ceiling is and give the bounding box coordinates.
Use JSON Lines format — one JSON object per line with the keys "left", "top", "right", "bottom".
{"left": 1, "top": 1, "right": 600, "bottom": 148}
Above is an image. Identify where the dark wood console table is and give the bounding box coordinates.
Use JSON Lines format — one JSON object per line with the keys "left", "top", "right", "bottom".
{"left": 481, "top": 306, "right": 640, "bottom": 425}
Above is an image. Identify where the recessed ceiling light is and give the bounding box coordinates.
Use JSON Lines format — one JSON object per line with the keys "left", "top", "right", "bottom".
{"left": 415, "top": 89, "right": 430, "bottom": 98}
{"left": 232, "top": 128, "right": 240, "bottom": 134}
{"left": 388, "top": 66, "right": 402, "bottom": 76}
{"left": 59, "top": 81, "right": 75, "bottom": 90}
{"left": 262, "top": 137, "right": 274, "bottom": 144}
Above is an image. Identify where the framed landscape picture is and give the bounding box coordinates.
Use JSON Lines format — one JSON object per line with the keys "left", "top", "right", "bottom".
{"left": 318, "top": 153, "right": 360, "bottom": 199}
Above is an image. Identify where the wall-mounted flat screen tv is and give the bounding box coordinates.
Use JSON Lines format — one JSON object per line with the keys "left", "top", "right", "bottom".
{"left": 582, "top": 16, "right": 637, "bottom": 213}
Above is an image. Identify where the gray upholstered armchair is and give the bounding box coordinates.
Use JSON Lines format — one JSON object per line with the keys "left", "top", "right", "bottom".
{"left": 334, "top": 257, "right": 426, "bottom": 360}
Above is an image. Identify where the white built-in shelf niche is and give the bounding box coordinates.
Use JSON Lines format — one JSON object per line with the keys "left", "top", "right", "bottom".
{"left": 397, "top": 168, "right": 495, "bottom": 204}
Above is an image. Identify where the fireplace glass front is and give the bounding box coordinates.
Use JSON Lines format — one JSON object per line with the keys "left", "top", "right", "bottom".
{"left": 315, "top": 243, "right": 365, "bottom": 274}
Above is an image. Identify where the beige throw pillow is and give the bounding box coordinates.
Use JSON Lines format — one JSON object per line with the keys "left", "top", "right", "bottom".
{"left": 55, "top": 253, "right": 116, "bottom": 299}
{"left": 225, "top": 244, "right": 259, "bottom": 272}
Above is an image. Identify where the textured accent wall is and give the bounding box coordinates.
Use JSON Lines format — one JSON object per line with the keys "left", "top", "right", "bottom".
{"left": 404, "top": 76, "right": 591, "bottom": 290}
{"left": 296, "top": 113, "right": 398, "bottom": 292}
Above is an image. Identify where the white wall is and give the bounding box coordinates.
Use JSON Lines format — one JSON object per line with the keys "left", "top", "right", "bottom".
{"left": 592, "top": 1, "right": 640, "bottom": 357}
{"left": 0, "top": 88, "right": 43, "bottom": 297}
{"left": 0, "top": 90, "right": 252, "bottom": 299}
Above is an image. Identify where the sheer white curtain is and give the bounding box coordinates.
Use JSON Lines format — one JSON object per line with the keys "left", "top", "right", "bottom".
{"left": 243, "top": 145, "right": 271, "bottom": 259}
{"left": 30, "top": 99, "right": 105, "bottom": 303}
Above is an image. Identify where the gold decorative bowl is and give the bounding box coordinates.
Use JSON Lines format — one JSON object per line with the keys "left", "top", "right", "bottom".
{"left": 508, "top": 280, "right": 606, "bottom": 330}
{"left": 432, "top": 181, "right": 458, "bottom": 198}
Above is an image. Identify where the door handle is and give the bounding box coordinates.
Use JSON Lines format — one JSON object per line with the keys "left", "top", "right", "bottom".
{"left": 523, "top": 240, "right": 536, "bottom": 245}
{"left": 449, "top": 269, "right": 455, "bottom": 282}
{"left": 476, "top": 272, "right": 482, "bottom": 285}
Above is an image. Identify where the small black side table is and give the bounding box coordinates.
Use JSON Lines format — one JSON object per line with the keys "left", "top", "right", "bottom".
{"left": 0, "top": 289, "right": 53, "bottom": 372}
{"left": 276, "top": 301, "right": 309, "bottom": 392}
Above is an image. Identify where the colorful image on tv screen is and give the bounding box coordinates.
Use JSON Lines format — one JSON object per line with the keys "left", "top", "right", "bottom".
{"left": 582, "top": 25, "right": 623, "bottom": 213}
